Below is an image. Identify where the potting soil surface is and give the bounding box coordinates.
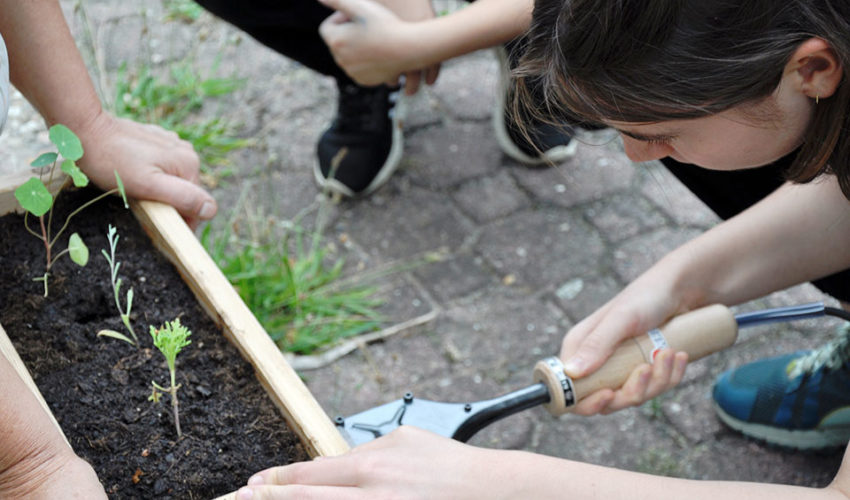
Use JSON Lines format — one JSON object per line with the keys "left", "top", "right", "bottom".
{"left": 0, "top": 185, "right": 309, "bottom": 498}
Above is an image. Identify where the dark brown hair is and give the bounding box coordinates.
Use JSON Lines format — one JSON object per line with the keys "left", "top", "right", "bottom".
{"left": 514, "top": 0, "right": 850, "bottom": 197}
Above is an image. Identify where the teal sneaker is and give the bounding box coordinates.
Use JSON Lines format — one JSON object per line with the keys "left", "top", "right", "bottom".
{"left": 713, "top": 326, "right": 850, "bottom": 451}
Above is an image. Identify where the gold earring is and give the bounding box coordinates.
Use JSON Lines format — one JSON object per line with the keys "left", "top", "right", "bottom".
{"left": 816, "top": 95, "right": 820, "bottom": 104}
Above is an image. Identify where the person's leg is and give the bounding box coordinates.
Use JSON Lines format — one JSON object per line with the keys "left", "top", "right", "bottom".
{"left": 662, "top": 155, "right": 850, "bottom": 450}
{"left": 195, "top": 0, "right": 345, "bottom": 81}
{"left": 197, "top": 0, "right": 404, "bottom": 197}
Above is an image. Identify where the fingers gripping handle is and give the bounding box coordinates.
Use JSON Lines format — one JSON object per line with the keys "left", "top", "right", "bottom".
{"left": 533, "top": 304, "right": 739, "bottom": 416}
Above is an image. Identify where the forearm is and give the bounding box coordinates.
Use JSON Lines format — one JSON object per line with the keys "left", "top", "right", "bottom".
{"left": 403, "top": 0, "right": 532, "bottom": 69}
{"left": 0, "top": 354, "right": 71, "bottom": 494}
{"left": 0, "top": 0, "right": 103, "bottom": 132}
{"left": 663, "top": 177, "right": 850, "bottom": 309}
{"left": 505, "top": 448, "right": 848, "bottom": 500}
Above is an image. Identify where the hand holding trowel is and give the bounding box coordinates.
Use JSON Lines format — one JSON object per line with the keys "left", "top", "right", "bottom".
{"left": 336, "top": 302, "right": 835, "bottom": 446}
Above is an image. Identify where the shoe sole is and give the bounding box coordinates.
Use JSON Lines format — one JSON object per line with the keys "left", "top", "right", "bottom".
{"left": 313, "top": 93, "right": 406, "bottom": 198}
{"left": 491, "top": 46, "right": 578, "bottom": 166}
{"left": 714, "top": 401, "right": 850, "bottom": 451}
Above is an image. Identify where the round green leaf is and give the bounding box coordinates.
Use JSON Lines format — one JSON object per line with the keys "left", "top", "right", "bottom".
{"left": 48, "top": 124, "right": 84, "bottom": 161}
{"left": 30, "top": 152, "right": 58, "bottom": 168}
{"left": 61, "top": 159, "right": 89, "bottom": 187}
{"left": 68, "top": 232, "right": 89, "bottom": 266}
{"left": 14, "top": 177, "right": 53, "bottom": 217}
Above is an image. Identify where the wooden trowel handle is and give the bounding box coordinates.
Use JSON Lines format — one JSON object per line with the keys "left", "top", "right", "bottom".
{"left": 533, "top": 304, "right": 738, "bottom": 416}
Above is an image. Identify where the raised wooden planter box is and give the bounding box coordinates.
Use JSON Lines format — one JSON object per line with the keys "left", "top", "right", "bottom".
{"left": 0, "top": 171, "right": 349, "bottom": 498}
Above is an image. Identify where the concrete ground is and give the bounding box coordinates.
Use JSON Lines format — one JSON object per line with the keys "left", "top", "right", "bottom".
{"left": 1, "top": 0, "right": 845, "bottom": 490}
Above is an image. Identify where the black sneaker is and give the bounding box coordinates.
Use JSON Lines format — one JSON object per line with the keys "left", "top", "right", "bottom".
{"left": 492, "top": 46, "right": 577, "bottom": 166}
{"left": 314, "top": 83, "right": 404, "bottom": 197}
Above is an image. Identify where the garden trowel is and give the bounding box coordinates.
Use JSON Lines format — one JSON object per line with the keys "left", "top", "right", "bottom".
{"left": 335, "top": 302, "right": 833, "bottom": 446}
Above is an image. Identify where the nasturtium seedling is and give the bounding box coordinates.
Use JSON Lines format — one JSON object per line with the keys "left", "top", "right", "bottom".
{"left": 61, "top": 159, "right": 89, "bottom": 188}
{"left": 30, "top": 152, "right": 58, "bottom": 168}
{"left": 68, "top": 233, "right": 89, "bottom": 266}
{"left": 14, "top": 177, "right": 53, "bottom": 217}
{"left": 14, "top": 124, "right": 130, "bottom": 296}
{"left": 48, "top": 123, "right": 84, "bottom": 161}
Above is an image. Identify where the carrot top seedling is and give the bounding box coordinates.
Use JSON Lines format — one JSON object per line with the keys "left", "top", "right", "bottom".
{"left": 149, "top": 318, "right": 192, "bottom": 438}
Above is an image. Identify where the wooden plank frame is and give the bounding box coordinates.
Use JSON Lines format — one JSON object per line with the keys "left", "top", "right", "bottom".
{"left": 0, "top": 173, "right": 350, "bottom": 499}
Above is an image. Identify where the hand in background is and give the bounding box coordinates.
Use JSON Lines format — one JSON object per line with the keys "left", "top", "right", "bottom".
{"left": 74, "top": 112, "right": 217, "bottom": 229}
{"left": 319, "top": 0, "right": 441, "bottom": 95}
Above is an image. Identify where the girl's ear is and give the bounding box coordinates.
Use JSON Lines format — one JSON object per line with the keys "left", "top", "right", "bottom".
{"left": 787, "top": 38, "right": 843, "bottom": 100}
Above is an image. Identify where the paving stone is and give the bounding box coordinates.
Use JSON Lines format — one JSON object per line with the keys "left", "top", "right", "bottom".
{"left": 413, "top": 254, "right": 498, "bottom": 303}
{"left": 552, "top": 274, "right": 623, "bottom": 323}
{"left": 338, "top": 186, "right": 476, "bottom": 261}
{"left": 428, "top": 50, "right": 500, "bottom": 122}
{"left": 476, "top": 209, "right": 608, "bottom": 288}
{"left": 612, "top": 226, "right": 703, "bottom": 282}
{"left": 660, "top": 379, "right": 724, "bottom": 444}
{"left": 401, "top": 89, "right": 446, "bottom": 130}
{"left": 451, "top": 169, "right": 530, "bottom": 223}
{"left": 0, "top": 90, "right": 51, "bottom": 176}
{"left": 404, "top": 121, "right": 503, "bottom": 190}
{"left": 437, "top": 290, "right": 569, "bottom": 370}
{"left": 584, "top": 192, "right": 668, "bottom": 243}
{"left": 513, "top": 142, "right": 638, "bottom": 207}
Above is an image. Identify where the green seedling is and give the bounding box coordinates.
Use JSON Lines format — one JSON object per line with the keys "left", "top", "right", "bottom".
{"left": 14, "top": 124, "right": 128, "bottom": 296}
{"left": 148, "top": 318, "right": 192, "bottom": 438}
{"left": 96, "top": 225, "right": 139, "bottom": 346}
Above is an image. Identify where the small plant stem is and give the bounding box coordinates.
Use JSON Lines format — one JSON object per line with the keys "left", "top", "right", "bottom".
{"left": 49, "top": 188, "right": 117, "bottom": 248}
{"left": 169, "top": 369, "right": 181, "bottom": 438}
{"left": 38, "top": 215, "right": 52, "bottom": 270}
{"left": 48, "top": 248, "right": 71, "bottom": 268}
{"left": 22, "top": 212, "right": 43, "bottom": 240}
{"left": 35, "top": 273, "right": 48, "bottom": 297}
{"left": 121, "top": 314, "right": 136, "bottom": 343}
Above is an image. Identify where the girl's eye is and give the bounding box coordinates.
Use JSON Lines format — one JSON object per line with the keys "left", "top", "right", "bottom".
{"left": 645, "top": 137, "right": 673, "bottom": 146}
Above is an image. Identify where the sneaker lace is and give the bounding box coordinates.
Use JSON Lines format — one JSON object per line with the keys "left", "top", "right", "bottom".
{"left": 788, "top": 325, "right": 850, "bottom": 378}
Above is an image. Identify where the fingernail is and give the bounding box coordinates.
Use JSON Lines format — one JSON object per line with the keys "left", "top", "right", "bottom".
{"left": 563, "top": 357, "right": 585, "bottom": 376}
{"left": 199, "top": 201, "right": 216, "bottom": 220}
{"left": 237, "top": 487, "right": 254, "bottom": 500}
{"left": 247, "top": 475, "right": 264, "bottom": 486}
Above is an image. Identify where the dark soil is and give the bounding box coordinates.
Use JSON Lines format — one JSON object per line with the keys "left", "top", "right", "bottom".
{"left": 0, "top": 185, "right": 309, "bottom": 499}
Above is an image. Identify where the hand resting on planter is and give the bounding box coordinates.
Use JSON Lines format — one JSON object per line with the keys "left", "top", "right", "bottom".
{"left": 0, "top": 0, "right": 218, "bottom": 229}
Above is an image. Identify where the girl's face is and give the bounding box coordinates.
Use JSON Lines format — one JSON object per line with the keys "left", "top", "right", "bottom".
{"left": 607, "top": 79, "right": 814, "bottom": 170}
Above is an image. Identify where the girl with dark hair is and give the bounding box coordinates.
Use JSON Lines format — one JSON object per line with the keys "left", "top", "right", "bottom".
{"left": 237, "top": 1, "right": 850, "bottom": 498}
{"left": 513, "top": 0, "right": 850, "bottom": 452}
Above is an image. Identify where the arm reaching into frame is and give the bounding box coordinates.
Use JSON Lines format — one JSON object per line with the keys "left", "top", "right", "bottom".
{"left": 318, "top": 0, "right": 532, "bottom": 94}
{"left": 0, "top": 0, "right": 217, "bottom": 228}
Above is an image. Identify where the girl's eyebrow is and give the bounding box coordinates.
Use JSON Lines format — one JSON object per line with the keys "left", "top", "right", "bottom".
{"left": 616, "top": 129, "right": 678, "bottom": 142}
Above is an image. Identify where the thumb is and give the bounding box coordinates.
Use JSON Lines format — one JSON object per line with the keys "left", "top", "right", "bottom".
{"left": 142, "top": 172, "right": 218, "bottom": 223}
{"left": 317, "top": 0, "right": 374, "bottom": 20}
{"left": 562, "top": 314, "right": 641, "bottom": 378}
